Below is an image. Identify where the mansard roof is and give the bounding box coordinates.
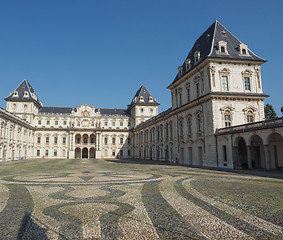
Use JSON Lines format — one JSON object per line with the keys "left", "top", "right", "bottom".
{"left": 39, "top": 107, "right": 73, "bottom": 114}
{"left": 5, "top": 79, "right": 41, "bottom": 106}
{"left": 168, "top": 20, "right": 266, "bottom": 88}
{"left": 39, "top": 106, "right": 129, "bottom": 116}
{"left": 99, "top": 108, "right": 129, "bottom": 116}
{"left": 128, "top": 85, "right": 159, "bottom": 109}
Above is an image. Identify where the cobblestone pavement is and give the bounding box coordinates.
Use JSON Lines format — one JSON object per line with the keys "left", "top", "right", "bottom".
{"left": 0, "top": 158, "right": 282, "bottom": 240}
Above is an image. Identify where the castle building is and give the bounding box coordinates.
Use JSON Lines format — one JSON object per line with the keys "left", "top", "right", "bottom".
{"left": 1, "top": 81, "right": 158, "bottom": 160}
{"left": 1, "top": 20, "right": 283, "bottom": 169}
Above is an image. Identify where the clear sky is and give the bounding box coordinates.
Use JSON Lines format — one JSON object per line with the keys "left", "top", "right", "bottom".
{"left": 0, "top": 0, "right": 282, "bottom": 115}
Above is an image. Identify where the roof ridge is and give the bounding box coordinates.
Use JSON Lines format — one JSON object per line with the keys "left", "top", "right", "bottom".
{"left": 208, "top": 20, "right": 217, "bottom": 57}
{"left": 23, "top": 79, "right": 34, "bottom": 96}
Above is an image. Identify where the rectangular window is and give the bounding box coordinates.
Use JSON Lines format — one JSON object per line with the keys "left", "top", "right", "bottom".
{"left": 188, "top": 119, "right": 192, "bottom": 134}
{"left": 197, "top": 118, "right": 201, "bottom": 132}
{"left": 223, "top": 146, "right": 227, "bottom": 163}
{"left": 112, "top": 138, "right": 115, "bottom": 144}
{"left": 54, "top": 150, "right": 57, "bottom": 157}
{"left": 63, "top": 137, "right": 66, "bottom": 144}
{"left": 120, "top": 138, "right": 123, "bottom": 144}
{"left": 120, "top": 122, "right": 123, "bottom": 126}
{"left": 224, "top": 111, "right": 231, "bottom": 127}
{"left": 47, "top": 120, "right": 50, "bottom": 125}
{"left": 120, "top": 150, "right": 123, "bottom": 157}
{"left": 63, "top": 120, "right": 67, "bottom": 125}
{"left": 54, "top": 137, "right": 58, "bottom": 144}
{"left": 37, "top": 150, "right": 40, "bottom": 156}
{"left": 244, "top": 77, "right": 251, "bottom": 91}
{"left": 104, "top": 122, "right": 108, "bottom": 126}
{"left": 196, "top": 83, "right": 200, "bottom": 98}
{"left": 38, "top": 120, "right": 41, "bottom": 125}
{"left": 187, "top": 88, "right": 190, "bottom": 102}
{"left": 128, "top": 150, "right": 131, "bottom": 156}
{"left": 179, "top": 93, "right": 182, "bottom": 106}
{"left": 45, "top": 150, "right": 49, "bottom": 157}
{"left": 128, "top": 122, "right": 131, "bottom": 127}
{"left": 112, "top": 122, "right": 115, "bottom": 126}
{"left": 222, "top": 76, "right": 229, "bottom": 91}
{"left": 127, "top": 138, "right": 131, "bottom": 144}
{"left": 46, "top": 137, "right": 49, "bottom": 144}
{"left": 104, "top": 137, "right": 108, "bottom": 145}
{"left": 112, "top": 151, "right": 115, "bottom": 157}
{"left": 221, "top": 46, "right": 225, "bottom": 53}
{"left": 55, "top": 120, "right": 58, "bottom": 125}
{"left": 77, "top": 138, "right": 80, "bottom": 144}
{"left": 37, "top": 137, "right": 41, "bottom": 144}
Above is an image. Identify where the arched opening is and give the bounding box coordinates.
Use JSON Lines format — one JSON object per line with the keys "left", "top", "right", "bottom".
{"left": 165, "top": 146, "right": 169, "bottom": 162}
{"left": 83, "top": 134, "right": 88, "bottom": 145}
{"left": 268, "top": 133, "right": 283, "bottom": 169}
{"left": 75, "top": 134, "right": 81, "bottom": 145}
{"left": 89, "top": 147, "right": 95, "bottom": 158}
{"left": 250, "top": 135, "right": 264, "bottom": 169}
{"left": 75, "top": 148, "right": 81, "bottom": 159}
{"left": 237, "top": 137, "right": 248, "bottom": 169}
{"left": 90, "top": 134, "right": 96, "bottom": 145}
{"left": 82, "top": 148, "right": 88, "bottom": 158}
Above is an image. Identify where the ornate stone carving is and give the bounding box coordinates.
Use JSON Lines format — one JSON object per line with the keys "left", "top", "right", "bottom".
{"left": 210, "top": 66, "right": 216, "bottom": 87}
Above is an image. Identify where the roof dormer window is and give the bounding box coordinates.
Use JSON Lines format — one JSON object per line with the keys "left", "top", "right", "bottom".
{"left": 148, "top": 96, "right": 153, "bottom": 102}
{"left": 139, "top": 96, "right": 144, "bottom": 102}
{"left": 185, "top": 59, "right": 191, "bottom": 71}
{"left": 13, "top": 91, "right": 18, "bottom": 97}
{"left": 239, "top": 43, "right": 248, "bottom": 55}
{"left": 178, "top": 66, "right": 183, "bottom": 77}
{"left": 194, "top": 51, "right": 200, "bottom": 63}
{"left": 217, "top": 41, "right": 228, "bottom": 54}
{"left": 24, "top": 91, "right": 29, "bottom": 97}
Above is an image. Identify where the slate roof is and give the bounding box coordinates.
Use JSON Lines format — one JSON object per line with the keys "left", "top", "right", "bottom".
{"left": 39, "top": 106, "right": 129, "bottom": 116}
{"left": 5, "top": 79, "right": 41, "bottom": 106}
{"left": 99, "top": 108, "right": 129, "bottom": 116}
{"left": 39, "top": 107, "right": 74, "bottom": 114}
{"left": 128, "top": 85, "right": 159, "bottom": 109}
{"left": 168, "top": 20, "right": 266, "bottom": 88}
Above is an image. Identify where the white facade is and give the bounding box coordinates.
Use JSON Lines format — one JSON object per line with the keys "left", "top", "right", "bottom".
{"left": 1, "top": 20, "right": 283, "bottom": 170}
{"left": 1, "top": 82, "right": 158, "bottom": 161}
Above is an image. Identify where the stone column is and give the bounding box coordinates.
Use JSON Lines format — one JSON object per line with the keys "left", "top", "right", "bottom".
{"left": 96, "top": 132, "right": 101, "bottom": 158}
{"left": 247, "top": 145, "right": 252, "bottom": 169}
{"left": 264, "top": 145, "right": 271, "bottom": 170}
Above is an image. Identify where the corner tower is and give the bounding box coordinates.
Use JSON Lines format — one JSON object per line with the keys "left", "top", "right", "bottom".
{"left": 5, "top": 79, "right": 41, "bottom": 123}
{"left": 128, "top": 85, "right": 159, "bottom": 127}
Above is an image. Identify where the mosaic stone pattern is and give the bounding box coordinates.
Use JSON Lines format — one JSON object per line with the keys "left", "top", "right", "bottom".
{"left": 0, "top": 158, "right": 282, "bottom": 239}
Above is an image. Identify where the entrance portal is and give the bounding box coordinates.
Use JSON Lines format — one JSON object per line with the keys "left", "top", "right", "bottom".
{"left": 82, "top": 148, "right": 88, "bottom": 158}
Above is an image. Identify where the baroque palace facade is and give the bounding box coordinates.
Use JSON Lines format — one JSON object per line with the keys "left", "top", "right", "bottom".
{"left": 1, "top": 20, "right": 283, "bottom": 170}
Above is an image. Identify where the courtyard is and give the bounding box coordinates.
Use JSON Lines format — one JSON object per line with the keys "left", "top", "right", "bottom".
{"left": 0, "top": 158, "right": 282, "bottom": 240}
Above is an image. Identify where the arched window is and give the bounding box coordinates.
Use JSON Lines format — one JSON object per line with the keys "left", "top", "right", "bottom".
{"left": 247, "top": 111, "right": 254, "bottom": 123}
{"left": 224, "top": 110, "right": 231, "bottom": 127}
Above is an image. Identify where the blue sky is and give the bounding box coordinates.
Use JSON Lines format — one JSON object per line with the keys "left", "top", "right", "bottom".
{"left": 0, "top": 0, "right": 283, "bottom": 115}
